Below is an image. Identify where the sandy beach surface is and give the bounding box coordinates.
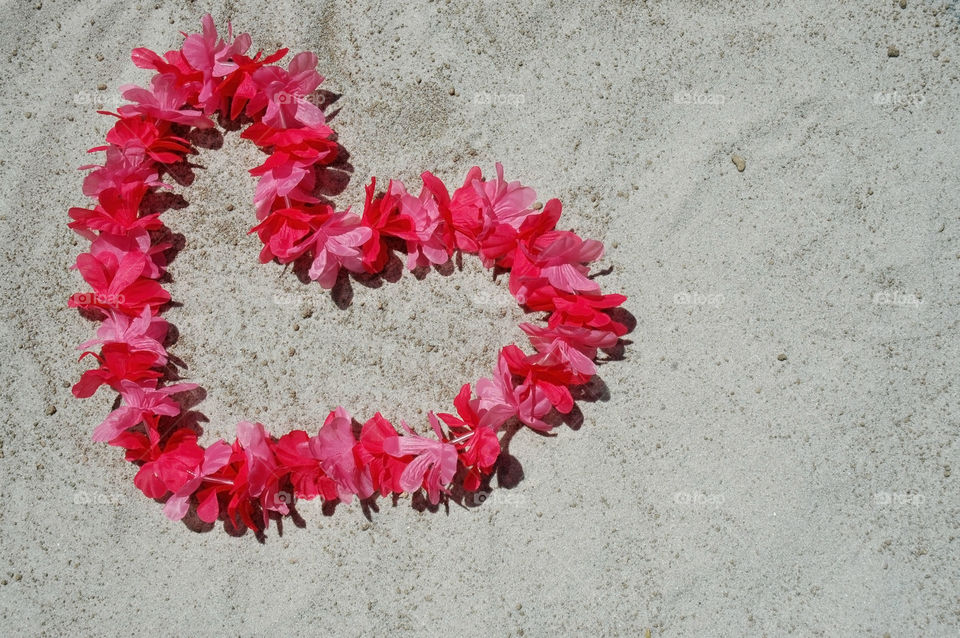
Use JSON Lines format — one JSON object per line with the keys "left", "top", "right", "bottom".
{"left": 0, "top": 0, "right": 958, "bottom": 635}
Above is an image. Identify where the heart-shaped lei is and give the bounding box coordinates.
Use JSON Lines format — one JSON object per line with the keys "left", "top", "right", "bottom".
{"left": 68, "top": 14, "right": 628, "bottom": 533}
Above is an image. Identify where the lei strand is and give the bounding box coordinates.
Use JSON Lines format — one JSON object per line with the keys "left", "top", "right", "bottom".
{"left": 68, "top": 14, "right": 629, "bottom": 533}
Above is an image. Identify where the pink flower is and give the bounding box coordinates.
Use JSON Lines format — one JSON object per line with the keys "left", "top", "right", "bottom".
{"left": 391, "top": 179, "right": 453, "bottom": 270}
{"left": 273, "top": 430, "right": 340, "bottom": 502}
{"left": 358, "top": 177, "right": 417, "bottom": 273}
{"left": 235, "top": 421, "right": 289, "bottom": 520}
{"left": 162, "top": 438, "right": 233, "bottom": 522}
{"left": 475, "top": 349, "right": 553, "bottom": 431}
{"left": 91, "top": 380, "right": 198, "bottom": 443}
{"left": 77, "top": 307, "right": 169, "bottom": 361}
{"left": 250, "top": 157, "right": 319, "bottom": 220}
{"left": 89, "top": 114, "right": 194, "bottom": 166}
{"left": 313, "top": 407, "right": 373, "bottom": 503}
{"left": 509, "top": 230, "right": 605, "bottom": 305}
{"left": 519, "top": 322, "right": 618, "bottom": 377}
{"left": 68, "top": 183, "right": 162, "bottom": 237}
{"left": 248, "top": 205, "right": 329, "bottom": 264}
{"left": 450, "top": 163, "right": 537, "bottom": 253}
{"left": 301, "top": 209, "right": 372, "bottom": 288}
{"left": 436, "top": 384, "right": 501, "bottom": 492}
{"left": 242, "top": 123, "right": 338, "bottom": 166}
{"left": 72, "top": 343, "right": 164, "bottom": 398}
{"left": 382, "top": 418, "right": 458, "bottom": 505}
{"left": 69, "top": 250, "right": 170, "bottom": 316}
{"left": 80, "top": 145, "right": 164, "bottom": 197}
{"left": 248, "top": 52, "right": 325, "bottom": 128}
{"left": 118, "top": 73, "right": 214, "bottom": 128}
{"left": 543, "top": 292, "right": 629, "bottom": 338}
{"left": 88, "top": 230, "right": 168, "bottom": 279}
{"left": 355, "top": 413, "right": 410, "bottom": 497}
{"left": 180, "top": 14, "right": 254, "bottom": 112}
{"left": 128, "top": 428, "right": 203, "bottom": 500}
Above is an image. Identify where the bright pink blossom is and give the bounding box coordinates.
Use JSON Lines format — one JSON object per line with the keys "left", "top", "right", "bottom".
{"left": 247, "top": 52, "right": 325, "bottom": 128}
{"left": 314, "top": 407, "right": 373, "bottom": 503}
{"left": 118, "top": 73, "right": 214, "bottom": 128}
{"left": 301, "top": 209, "right": 372, "bottom": 288}
{"left": 509, "top": 230, "right": 605, "bottom": 305}
{"left": 392, "top": 178, "right": 453, "bottom": 270}
{"left": 91, "top": 380, "right": 197, "bottom": 443}
{"left": 162, "top": 438, "right": 233, "bottom": 521}
{"left": 382, "top": 417, "right": 458, "bottom": 505}
{"left": 450, "top": 163, "right": 537, "bottom": 253}
{"left": 69, "top": 250, "right": 170, "bottom": 316}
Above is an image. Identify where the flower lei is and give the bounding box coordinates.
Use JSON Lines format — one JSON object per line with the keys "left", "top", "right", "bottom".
{"left": 68, "top": 14, "right": 628, "bottom": 534}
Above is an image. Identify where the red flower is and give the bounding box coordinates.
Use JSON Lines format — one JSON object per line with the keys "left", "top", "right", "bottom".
{"left": 273, "top": 430, "right": 339, "bottom": 502}
{"left": 437, "top": 384, "right": 500, "bottom": 492}
{"left": 68, "top": 182, "right": 162, "bottom": 236}
{"left": 248, "top": 204, "right": 331, "bottom": 264}
{"left": 356, "top": 413, "right": 411, "bottom": 497}
{"left": 72, "top": 343, "right": 164, "bottom": 398}
{"left": 69, "top": 250, "right": 170, "bottom": 316}
{"left": 359, "top": 177, "right": 417, "bottom": 272}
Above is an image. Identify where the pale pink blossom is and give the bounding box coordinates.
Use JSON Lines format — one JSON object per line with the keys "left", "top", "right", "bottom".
{"left": 92, "top": 380, "right": 198, "bottom": 442}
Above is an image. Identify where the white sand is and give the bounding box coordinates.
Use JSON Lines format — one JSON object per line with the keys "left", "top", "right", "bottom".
{"left": 1, "top": 0, "right": 958, "bottom": 635}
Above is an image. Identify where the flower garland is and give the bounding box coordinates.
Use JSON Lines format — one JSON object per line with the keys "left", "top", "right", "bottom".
{"left": 68, "top": 14, "right": 628, "bottom": 533}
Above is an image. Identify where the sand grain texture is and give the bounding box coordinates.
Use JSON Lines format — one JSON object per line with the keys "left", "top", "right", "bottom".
{"left": 0, "top": 1, "right": 957, "bottom": 636}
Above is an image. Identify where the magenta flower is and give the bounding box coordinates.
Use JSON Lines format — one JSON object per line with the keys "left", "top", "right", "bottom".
{"left": 314, "top": 407, "right": 373, "bottom": 503}
{"left": 235, "top": 421, "right": 289, "bottom": 520}
{"left": 118, "top": 73, "right": 214, "bottom": 128}
{"left": 450, "top": 163, "right": 537, "bottom": 252}
{"left": 77, "top": 307, "right": 168, "bottom": 362}
{"left": 162, "top": 438, "right": 233, "bottom": 521}
{"left": 301, "top": 209, "right": 372, "bottom": 288}
{"left": 382, "top": 417, "right": 458, "bottom": 505}
{"left": 180, "top": 13, "right": 253, "bottom": 112}
{"left": 250, "top": 158, "right": 319, "bottom": 220}
{"left": 509, "top": 230, "right": 605, "bottom": 305}
{"left": 519, "top": 322, "right": 619, "bottom": 377}
{"left": 475, "top": 352, "right": 552, "bottom": 431}
{"left": 392, "top": 179, "right": 453, "bottom": 270}
{"left": 248, "top": 52, "right": 325, "bottom": 128}
{"left": 92, "top": 380, "right": 198, "bottom": 443}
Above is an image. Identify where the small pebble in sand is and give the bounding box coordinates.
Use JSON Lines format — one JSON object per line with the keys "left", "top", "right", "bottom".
{"left": 731, "top": 154, "right": 746, "bottom": 172}
{"left": 899, "top": 0, "right": 906, "bottom": 8}
{"left": 226, "top": 204, "right": 235, "bottom": 211}
{"left": 95, "top": 53, "right": 103, "bottom": 62}
{"left": 448, "top": 87, "right": 456, "bottom": 96}
{"left": 887, "top": 45, "right": 900, "bottom": 57}
{"left": 777, "top": 353, "right": 787, "bottom": 361}
{"left": 45, "top": 405, "right": 56, "bottom": 416}
{"left": 97, "top": 83, "right": 107, "bottom": 90}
